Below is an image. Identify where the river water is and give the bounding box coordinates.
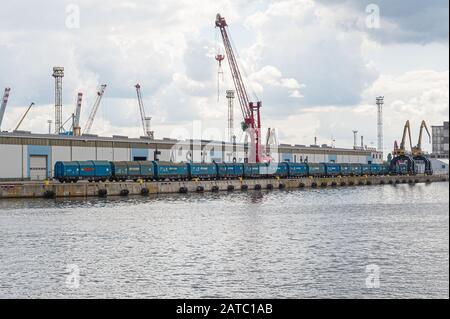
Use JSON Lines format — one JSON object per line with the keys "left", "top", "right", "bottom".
{"left": 0, "top": 182, "right": 448, "bottom": 299}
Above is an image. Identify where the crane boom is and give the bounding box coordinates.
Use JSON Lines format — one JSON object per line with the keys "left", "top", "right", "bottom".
{"left": 83, "top": 84, "right": 107, "bottom": 135}
{"left": 412, "top": 120, "right": 431, "bottom": 156}
{"left": 215, "top": 13, "right": 262, "bottom": 162}
{"left": 73, "top": 92, "right": 83, "bottom": 136}
{"left": 395, "top": 120, "right": 413, "bottom": 156}
{"left": 14, "top": 102, "right": 35, "bottom": 131}
{"left": 135, "top": 84, "right": 147, "bottom": 136}
{"left": 0, "top": 87, "right": 11, "bottom": 131}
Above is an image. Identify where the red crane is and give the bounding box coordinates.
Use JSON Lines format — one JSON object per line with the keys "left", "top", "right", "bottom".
{"left": 215, "top": 13, "right": 263, "bottom": 163}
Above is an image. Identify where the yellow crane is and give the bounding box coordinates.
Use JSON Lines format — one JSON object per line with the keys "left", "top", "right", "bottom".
{"left": 394, "top": 120, "right": 413, "bottom": 156}
{"left": 412, "top": 120, "right": 431, "bottom": 157}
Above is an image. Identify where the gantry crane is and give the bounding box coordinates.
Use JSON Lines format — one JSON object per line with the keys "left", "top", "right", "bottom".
{"left": 0, "top": 87, "right": 11, "bottom": 131}
{"left": 135, "top": 84, "right": 154, "bottom": 139}
{"left": 412, "top": 120, "right": 433, "bottom": 175}
{"left": 83, "top": 84, "right": 107, "bottom": 135}
{"left": 73, "top": 93, "right": 83, "bottom": 136}
{"left": 215, "top": 13, "right": 263, "bottom": 163}
{"left": 394, "top": 120, "right": 413, "bottom": 156}
{"left": 14, "top": 102, "right": 35, "bottom": 131}
{"left": 391, "top": 120, "right": 416, "bottom": 175}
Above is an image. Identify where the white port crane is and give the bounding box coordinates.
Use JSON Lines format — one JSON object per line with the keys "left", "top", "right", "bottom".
{"left": 14, "top": 102, "right": 35, "bottom": 131}
{"left": 0, "top": 88, "right": 11, "bottom": 131}
{"left": 83, "top": 84, "right": 107, "bottom": 135}
{"left": 73, "top": 92, "right": 83, "bottom": 136}
{"left": 135, "top": 84, "right": 154, "bottom": 139}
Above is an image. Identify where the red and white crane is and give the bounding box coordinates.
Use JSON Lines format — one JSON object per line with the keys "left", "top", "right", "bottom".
{"left": 0, "top": 87, "right": 11, "bottom": 131}
{"left": 215, "top": 13, "right": 263, "bottom": 163}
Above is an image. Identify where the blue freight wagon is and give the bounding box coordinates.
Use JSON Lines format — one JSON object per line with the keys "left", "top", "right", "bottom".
{"left": 138, "top": 161, "right": 156, "bottom": 181}
{"left": 54, "top": 161, "right": 80, "bottom": 182}
{"left": 286, "top": 162, "right": 308, "bottom": 177}
{"left": 110, "top": 161, "right": 128, "bottom": 181}
{"left": 187, "top": 163, "right": 217, "bottom": 180}
{"left": 154, "top": 161, "right": 188, "bottom": 180}
{"left": 323, "top": 163, "right": 341, "bottom": 177}
{"left": 78, "top": 160, "right": 111, "bottom": 182}
{"left": 360, "top": 164, "right": 371, "bottom": 175}
{"left": 267, "top": 162, "right": 289, "bottom": 178}
{"left": 349, "top": 163, "right": 362, "bottom": 176}
{"left": 369, "top": 163, "right": 383, "bottom": 175}
{"left": 215, "top": 163, "right": 243, "bottom": 179}
{"left": 307, "top": 163, "right": 326, "bottom": 177}
{"left": 339, "top": 163, "right": 351, "bottom": 176}
{"left": 243, "top": 163, "right": 261, "bottom": 178}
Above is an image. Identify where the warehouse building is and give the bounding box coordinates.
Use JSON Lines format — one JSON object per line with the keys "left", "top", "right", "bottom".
{"left": 0, "top": 131, "right": 382, "bottom": 181}
{"left": 431, "top": 121, "right": 449, "bottom": 159}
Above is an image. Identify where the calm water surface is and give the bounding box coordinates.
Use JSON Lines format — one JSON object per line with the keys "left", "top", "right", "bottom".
{"left": 0, "top": 182, "right": 448, "bottom": 298}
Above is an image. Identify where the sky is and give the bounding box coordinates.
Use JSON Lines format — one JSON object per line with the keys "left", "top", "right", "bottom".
{"left": 0, "top": 0, "right": 448, "bottom": 155}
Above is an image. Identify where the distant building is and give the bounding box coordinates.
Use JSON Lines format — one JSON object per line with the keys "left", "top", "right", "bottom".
{"left": 431, "top": 121, "right": 449, "bottom": 159}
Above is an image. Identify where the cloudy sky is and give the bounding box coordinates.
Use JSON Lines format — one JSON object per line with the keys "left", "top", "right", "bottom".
{"left": 0, "top": 0, "right": 448, "bottom": 154}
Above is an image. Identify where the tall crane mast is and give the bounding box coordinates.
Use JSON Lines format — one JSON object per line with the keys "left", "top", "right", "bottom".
{"left": 83, "top": 84, "right": 107, "bottom": 135}
{"left": 135, "top": 84, "right": 154, "bottom": 139}
{"left": 73, "top": 93, "right": 83, "bottom": 136}
{"left": 14, "top": 102, "right": 35, "bottom": 131}
{"left": 0, "top": 87, "right": 11, "bottom": 131}
{"left": 215, "top": 13, "right": 262, "bottom": 163}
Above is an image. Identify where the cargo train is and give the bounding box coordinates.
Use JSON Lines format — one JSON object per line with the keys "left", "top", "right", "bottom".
{"left": 54, "top": 160, "right": 397, "bottom": 183}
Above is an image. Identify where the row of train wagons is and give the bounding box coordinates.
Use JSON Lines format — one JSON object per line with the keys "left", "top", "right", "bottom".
{"left": 54, "top": 161, "right": 389, "bottom": 183}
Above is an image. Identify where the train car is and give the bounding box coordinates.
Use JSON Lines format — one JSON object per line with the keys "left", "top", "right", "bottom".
{"left": 307, "top": 163, "right": 326, "bottom": 177}
{"left": 349, "top": 163, "right": 362, "bottom": 176}
{"left": 286, "top": 162, "right": 308, "bottom": 178}
{"left": 154, "top": 161, "right": 188, "bottom": 180}
{"left": 243, "top": 163, "right": 261, "bottom": 178}
{"left": 54, "top": 161, "right": 80, "bottom": 183}
{"left": 360, "top": 164, "right": 371, "bottom": 175}
{"left": 138, "top": 161, "right": 156, "bottom": 181}
{"left": 215, "top": 163, "right": 243, "bottom": 179}
{"left": 268, "top": 162, "right": 289, "bottom": 178}
{"left": 78, "top": 160, "right": 111, "bottom": 182}
{"left": 110, "top": 161, "right": 128, "bottom": 181}
{"left": 339, "top": 163, "right": 351, "bottom": 176}
{"left": 323, "top": 163, "right": 341, "bottom": 177}
{"left": 187, "top": 162, "right": 217, "bottom": 180}
{"left": 369, "top": 163, "right": 383, "bottom": 176}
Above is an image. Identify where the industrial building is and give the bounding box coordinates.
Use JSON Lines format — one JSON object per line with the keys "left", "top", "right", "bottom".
{"left": 431, "top": 121, "right": 449, "bottom": 159}
{"left": 0, "top": 131, "right": 382, "bottom": 181}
